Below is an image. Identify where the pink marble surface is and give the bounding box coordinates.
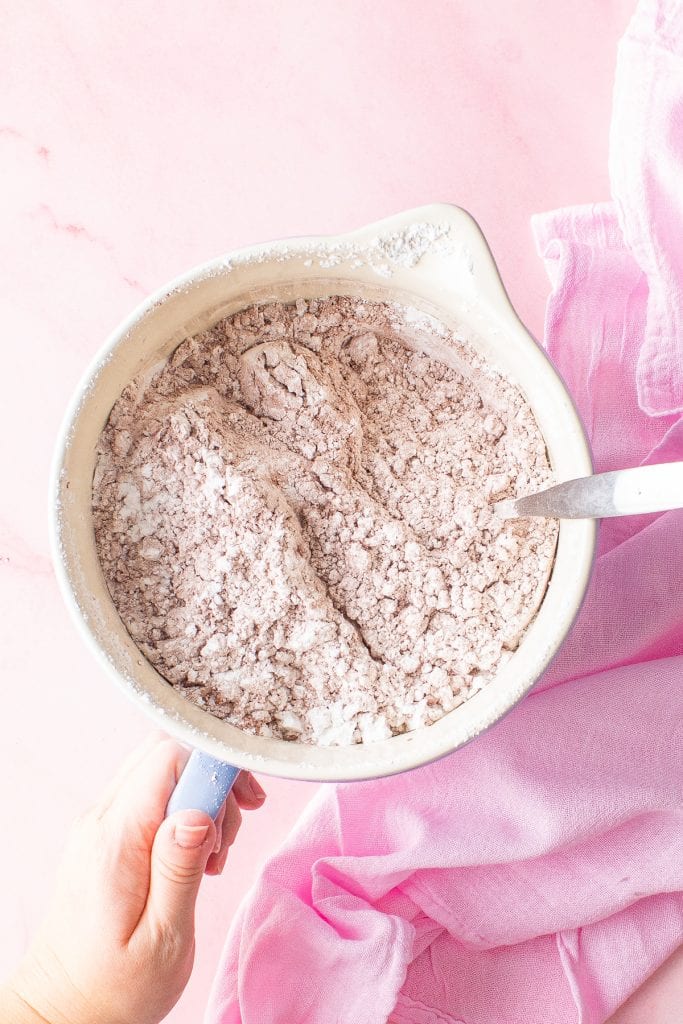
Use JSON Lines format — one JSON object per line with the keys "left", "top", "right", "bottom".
{"left": 1, "top": 2, "right": 679, "bottom": 1021}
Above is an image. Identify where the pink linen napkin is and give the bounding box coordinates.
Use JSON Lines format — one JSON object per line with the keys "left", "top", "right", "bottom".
{"left": 609, "top": 0, "right": 683, "bottom": 417}
{"left": 206, "top": 3, "right": 683, "bottom": 1022}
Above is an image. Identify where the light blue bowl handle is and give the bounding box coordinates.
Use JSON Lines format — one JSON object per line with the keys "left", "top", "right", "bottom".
{"left": 165, "top": 749, "right": 240, "bottom": 820}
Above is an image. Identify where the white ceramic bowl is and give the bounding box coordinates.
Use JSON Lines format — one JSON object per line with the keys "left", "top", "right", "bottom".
{"left": 49, "top": 204, "right": 596, "bottom": 781}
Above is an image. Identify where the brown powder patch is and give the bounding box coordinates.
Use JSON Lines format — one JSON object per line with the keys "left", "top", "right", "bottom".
{"left": 92, "top": 297, "right": 557, "bottom": 745}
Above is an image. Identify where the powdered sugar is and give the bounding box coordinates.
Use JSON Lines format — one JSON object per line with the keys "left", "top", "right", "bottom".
{"left": 92, "top": 296, "right": 557, "bottom": 745}
{"left": 219, "top": 221, "right": 457, "bottom": 279}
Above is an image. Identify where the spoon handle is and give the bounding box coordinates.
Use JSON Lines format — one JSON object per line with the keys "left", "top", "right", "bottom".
{"left": 496, "top": 461, "right": 683, "bottom": 520}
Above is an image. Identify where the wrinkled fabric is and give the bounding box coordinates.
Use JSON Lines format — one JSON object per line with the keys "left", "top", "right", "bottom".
{"left": 609, "top": 0, "right": 683, "bottom": 416}
{"left": 207, "top": 3, "right": 683, "bottom": 1022}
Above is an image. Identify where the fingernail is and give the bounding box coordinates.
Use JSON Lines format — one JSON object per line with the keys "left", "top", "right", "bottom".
{"left": 213, "top": 831, "right": 222, "bottom": 854}
{"left": 175, "top": 823, "right": 210, "bottom": 849}
{"left": 247, "top": 776, "right": 266, "bottom": 802}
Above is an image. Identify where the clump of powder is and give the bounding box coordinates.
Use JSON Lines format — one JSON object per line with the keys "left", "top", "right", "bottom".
{"left": 92, "top": 297, "right": 557, "bottom": 746}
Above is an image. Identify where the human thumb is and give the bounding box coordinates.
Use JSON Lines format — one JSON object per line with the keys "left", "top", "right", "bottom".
{"left": 148, "top": 810, "right": 216, "bottom": 938}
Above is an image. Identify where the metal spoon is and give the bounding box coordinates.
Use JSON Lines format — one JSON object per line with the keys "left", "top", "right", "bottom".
{"left": 494, "top": 461, "right": 683, "bottom": 520}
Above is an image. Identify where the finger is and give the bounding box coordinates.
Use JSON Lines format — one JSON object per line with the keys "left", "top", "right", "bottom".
{"left": 95, "top": 731, "right": 169, "bottom": 815}
{"left": 212, "top": 802, "right": 226, "bottom": 855}
{"left": 145, "top": 809, "right": 216, "bottom": 940}
{"left": 232, "top": 771, "right": 266, "bottom": 810}
{"left": 88, "top": 740, "right": 194, "bottom": 942}
{"left": 106, "top": 738, "right": 191, "bottom": 840}
{"left": 205, "top": 794, "right": 241, "bottom": 876}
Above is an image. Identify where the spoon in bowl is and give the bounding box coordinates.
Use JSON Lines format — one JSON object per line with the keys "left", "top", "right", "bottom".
{"left": 494, "top": 460, "right": 683, "bottom": 520}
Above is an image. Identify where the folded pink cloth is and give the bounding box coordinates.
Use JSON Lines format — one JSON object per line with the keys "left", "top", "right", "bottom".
{"left": 206, "top": 4, "right": 683, "bottom": 1021}
{"left": 609, "top": 0, "right": 683, "bottom": 417}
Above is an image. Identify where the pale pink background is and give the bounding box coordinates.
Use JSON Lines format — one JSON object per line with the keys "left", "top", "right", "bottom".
{"left": 1, "top": 2, "right": 680, "bottom": 1021}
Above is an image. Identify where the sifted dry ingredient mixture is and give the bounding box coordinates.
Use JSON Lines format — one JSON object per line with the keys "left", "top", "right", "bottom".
{"left": 93, "top": 296, "right": 557, "bottom": 745}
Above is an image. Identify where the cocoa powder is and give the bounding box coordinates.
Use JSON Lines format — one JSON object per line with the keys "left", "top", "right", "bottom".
{"left": 92, "top": 297, "right": 557, "bottom": 745}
